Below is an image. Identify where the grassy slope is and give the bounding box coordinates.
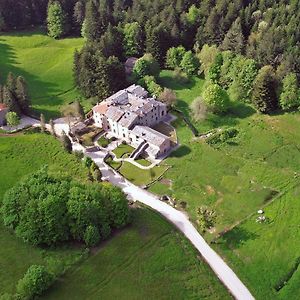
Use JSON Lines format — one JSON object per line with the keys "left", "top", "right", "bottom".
{"left": 152, "top": 70, "right": 300, "bottom": 299}
{"left": 0, "top": 133, "right": 89, "bottom": 295}
{"left": 0, "top": 133, "right": 229, "bottom": 299}
{"left": 0, "top": 29, "right": 87, "bottom": 119}
{"left": 44, "top": 208, "right": 230, "bottom": 300}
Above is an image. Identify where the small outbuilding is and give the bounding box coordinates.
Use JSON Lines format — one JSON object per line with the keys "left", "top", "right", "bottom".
{"left": 125, "top": 57, "right": 138, "bottom": 75}
{"left": 0, "top": 103, "right": 8, "bottom": 126}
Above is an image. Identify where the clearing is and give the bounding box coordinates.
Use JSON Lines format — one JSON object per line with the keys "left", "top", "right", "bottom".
{"left": 0, "top": 29, "right": 87, "bottom": 119}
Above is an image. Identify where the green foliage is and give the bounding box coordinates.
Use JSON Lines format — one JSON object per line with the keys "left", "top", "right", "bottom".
{"left": 1, "top": 167, "right": 130, "bottom": 247}
{"left": 252, "top": 65, "right": 278, "bottom": 113}
{"left": 221, "top": 17, "right": 244, "bottom": 54}
{"left": 47, "top": 1, "right": 66, "bottom": 39}
{"left": 197, "top": 44, "right": 219, "bottom": 76}
{"left": 138, "top": 75, "right": 163, "bottom": 97}
{"left": 5, "top": 112, "right": 20, "bottom": 127}
{"left": 186, "top": 5, "right": 201, "bottom": 25}
{"left": 206, "top": 128, "right": 239, "bottom": 145}
{"left": 133, "top": 53, "right": 160, "bottom": 79}
{"left": 280, "top": 73, "right": 300, "bottom": 110}
{"left": 227, "top": 56, "right": 258, "bottom": 102}
{"left": 202, "top": 83, "right": 230, "bottom": 113}
{"left": 197, "top": 207, "right": 216, "bottom": 233}
{"left": 16, "top": 265, "right": 53, "bottom": 299}
{"left": 61, "top": 131, "right": 72, "bottom": 153}
{"left": 207, "top": 53, "right": 223, "bottom": 83}
{"left": 123, "top": 22, "right": 143, "bottom": 57}
{"left": 84, "top": 225, "right": 101, "bottom": 247}
{"left": 166, "top": 46, "right": 186, "bottom": 70}
{"left": 180, "top": 51, "right": 199, "bottom": 76}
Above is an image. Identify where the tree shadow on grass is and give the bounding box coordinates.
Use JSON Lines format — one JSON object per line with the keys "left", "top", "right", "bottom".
{"left": 0, "top": 39, "right": 70, "bottom": 119}
{"left": 169, "top": 145, "right": 191, "bottom": 158}
{"left": 158, "top": 72, "right": 198, "bottom": 91}
{"left": 217, "top": 226, "right": 259, "bottom": 249}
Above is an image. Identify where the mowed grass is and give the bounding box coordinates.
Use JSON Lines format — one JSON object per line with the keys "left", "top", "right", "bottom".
{"left": 151, "top": 70, "right": 300, "bottom": 298}
{"left": 0, "top": 29, "right": 87, "bottom": 119}
{"left": 44, "top": 208, "right": 230, "bottom": 300}
{"left": 0, "top": 133, "right": 90, "bottom": 295}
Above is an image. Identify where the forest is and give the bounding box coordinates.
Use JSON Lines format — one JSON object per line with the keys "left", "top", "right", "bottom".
{"left": 1, "top": 0, "right": 299, "bottom": 113}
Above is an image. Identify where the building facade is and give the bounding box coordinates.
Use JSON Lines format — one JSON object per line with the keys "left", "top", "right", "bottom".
{"left": 93, "top": 85, "right": 171, "bottom": 159}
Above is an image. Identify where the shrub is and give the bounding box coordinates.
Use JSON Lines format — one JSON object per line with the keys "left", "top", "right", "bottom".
{"left": 16, "top": 265, "right": 53, "bottom": 300}
{"left": 84, "top": 225, "right": 101, "bottom": 247}
{"left": 206, "top": 128, "right": 239, "bottom": 145}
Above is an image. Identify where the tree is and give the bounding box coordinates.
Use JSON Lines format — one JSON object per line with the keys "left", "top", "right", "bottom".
{"left": 228, "top": 56, "right": 258, "bottom": 102}
{"left": 202, "top": 83, "right": 230, "bottom": 114}
{"left": 6, "top": 72, "right": 16, "bottom": 92}
{"left": 84, "top": 225, "right": 100, "bottom": 247}
{"left": 252, "top": 65, "right": 278, "bottom": 114}
{"left": 280, "top": 73, "right": 300, "bottom": 110}
{"left": 61, "top": 131, "right": 72, "bottom": 153}
{"left": 47, "top": 1, "right": 66, "bottom": 39}
{"left": 133, "top": 53, "right": 160, "bottom": 79}
{"left": 49, "top": 118, "right": 56, "bottom": 136}
{"left": 190, "top": 97, "right": 208, "bottom": 121}
{"left": 93, "top": 168, "right": 102, "bottom": 182}
{"left": 15, "top": 76, "right": 30, "bottom": 114}
{"left": 221, "top": 17, "right": 245, "bottom": 54}
{"left": 159, "top": 88, "right": 177, "bottom": 108}
{"left": 123, "top": 22, "right": 143, "bottom": 57}
{"left": 73, "top": 1, "right": 85, "bottom": 27}
{"left": 180, "top": 51, "right": 199, "bottom": 76}
{"left": 207, "top": 53, "right": 223, "bottom": 83}
{"left": 6, "top": 112, "right": 20, "bottom": 127}
{"left": 2, "top": 86, "right": 20, "bottom": 114}
{"left": 197, "top": 44, "right": 219, "bottom": 76}
{"left": 166, "top": 46, "right": 186, "bottom": 69}
{"left": 84, "top": 0, "right": 101, "bottom": 41}
{"left": 16, "top": 265, "right": 53, "bottom": 299}
{"left": 138, "top": 76, "right": 163, "bottom": 97}
{"left": 40, "top": 113, "right": 46, "bottom": 133}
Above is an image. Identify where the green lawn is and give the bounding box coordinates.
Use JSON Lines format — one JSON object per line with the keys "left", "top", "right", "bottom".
{"left": 0, "top": 29, "right": 88, "bottom": 119}
{"left": 113, "top": 143, "right": 134, "bottom": 158}
{"left": 109, "top": 160, "right": 169, "bottom": 186}
{"left": 43, "top": 208, "right": 230, "bottom": 300}
{"left": 151, "top": 70, "right": 300, "bottom": 298}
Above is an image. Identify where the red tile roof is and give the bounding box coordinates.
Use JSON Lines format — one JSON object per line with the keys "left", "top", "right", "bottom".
{"left": 93, "top": 103, "right": 109, "bottom": 114}
{"left": 0, "top": 103, "right": 7, "bottom": 111}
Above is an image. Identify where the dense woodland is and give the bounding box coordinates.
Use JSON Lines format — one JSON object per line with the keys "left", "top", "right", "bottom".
{"left": 0, "top": 0, "right": 300, "bottom": 114}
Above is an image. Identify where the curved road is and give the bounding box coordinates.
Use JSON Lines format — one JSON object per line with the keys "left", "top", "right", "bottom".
{"left": 86, "top": 150, "right": 255, "bottom": 300}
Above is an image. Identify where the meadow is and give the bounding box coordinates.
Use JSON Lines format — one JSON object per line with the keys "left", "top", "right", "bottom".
{"left": 149, "top": 70, "right": 300, "bottom": 299}
{"left": 0, "top": 29, "right": 87, "bottom": 119}
{"left": 0, "top": 132, "right": 229, "bottom": 299}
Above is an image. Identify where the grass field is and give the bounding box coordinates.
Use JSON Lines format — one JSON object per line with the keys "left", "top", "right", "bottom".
{"left": 0, "top": 29, "right": 87, "bottom": 119}
{"left": 44, "top": 207, "right": 230, "bottom": 300}
{"left": 0, "top": 132, "right": 229, "bottom": 299}
{"left": 151, "top": 70, "right": 300, "bottom": 299}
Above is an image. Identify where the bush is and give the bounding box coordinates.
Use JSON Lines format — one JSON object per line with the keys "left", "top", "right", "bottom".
{"left": 84, "top": 225, "right": 101, "bottom": 247}
{"left": 206, "top": 128, "right": 239, "bottom": 145}
{"left": 138, "top": 75, "right": 163, "bottom": 97}
{"left": 16, "top": 265, "right": 53, "bottom": 300}
{"left": 173, "top": 68, "right": 189, "bottom": 84}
